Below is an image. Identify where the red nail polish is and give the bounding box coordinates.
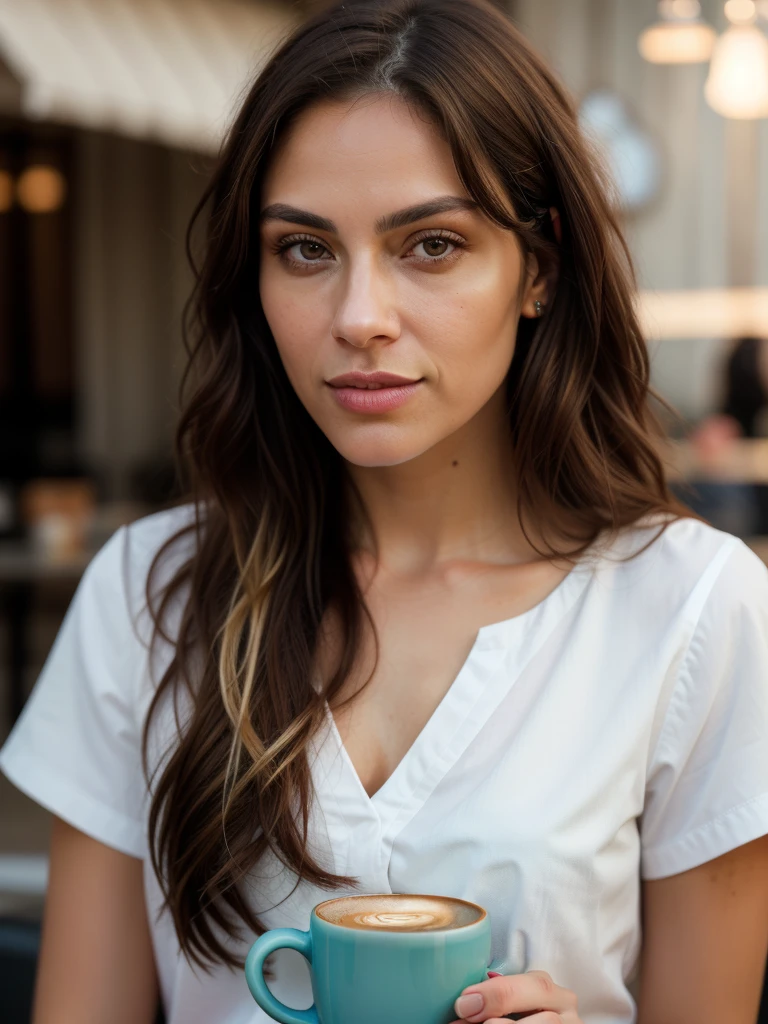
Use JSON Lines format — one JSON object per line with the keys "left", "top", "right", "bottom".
{"left": 487, "top": 971, "right": 503, "bottom": 978}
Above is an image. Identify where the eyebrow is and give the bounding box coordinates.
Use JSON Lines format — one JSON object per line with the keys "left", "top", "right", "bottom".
{"left": 259, "top": 195, "right": 479, "bottom": 235}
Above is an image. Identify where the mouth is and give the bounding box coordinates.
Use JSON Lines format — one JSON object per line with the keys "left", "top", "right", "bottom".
{"left": 326, "top": 371, "right": 423, "bottom": 389}
{"left": 325, "top": 371, "right": 424, "bottom": 414}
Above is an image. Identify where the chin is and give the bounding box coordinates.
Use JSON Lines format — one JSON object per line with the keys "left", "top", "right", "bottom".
{"left": 334, "top": 443, "right": 421, "bottom": 469}
{"left": 325, "top": 425, "right": 436, "bottom": 468}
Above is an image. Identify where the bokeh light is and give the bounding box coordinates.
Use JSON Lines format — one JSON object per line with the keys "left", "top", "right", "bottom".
{"left": 724, "top": 0, "right": 757, "bottom": 23}
{"left": 16, "top": 165, "right": 67, "bottom": 214}
{"left": 662, "top": 0, "right": 703, "bottom": 18}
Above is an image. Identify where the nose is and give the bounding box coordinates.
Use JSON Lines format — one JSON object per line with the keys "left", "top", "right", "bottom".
{"left": 331, "top": 257, "right": 400, "bottom": 349}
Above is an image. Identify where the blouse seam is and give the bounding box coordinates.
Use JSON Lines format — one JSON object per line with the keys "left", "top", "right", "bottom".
{"left": 645, "top": 535, "right": 740, "bottom": 770}
{"left": 641, "top": 790, "right": 768, "bottom": 862}
{"left": 118, "top": 523, "right": 159, "bottom": 740}
{"left": 0, "top": 746, "right": 146, "bottom": 858}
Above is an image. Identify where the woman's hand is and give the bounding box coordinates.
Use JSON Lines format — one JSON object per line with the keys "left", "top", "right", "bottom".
{"left": 449, "top": 971, "right": 582, "bottom": 1022}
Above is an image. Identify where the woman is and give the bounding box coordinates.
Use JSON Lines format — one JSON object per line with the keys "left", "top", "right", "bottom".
{"left": 2, "top": 0, "right": 768, "bottom": 1021}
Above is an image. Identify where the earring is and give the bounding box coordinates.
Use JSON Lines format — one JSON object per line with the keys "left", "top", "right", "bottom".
{"left": 534, "top": 300, "right": 544, "bottom": 318}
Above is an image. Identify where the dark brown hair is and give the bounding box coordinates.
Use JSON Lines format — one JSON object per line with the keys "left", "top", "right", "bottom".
{"left": 143, "top": 0, "right": 689, "bottom": 969}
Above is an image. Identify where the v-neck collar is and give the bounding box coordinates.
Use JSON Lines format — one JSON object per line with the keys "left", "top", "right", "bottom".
{"left": 316, "top": 551, "right": 597, "bottom": 860}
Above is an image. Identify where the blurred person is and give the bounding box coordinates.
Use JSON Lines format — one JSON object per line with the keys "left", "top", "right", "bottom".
{"left": 2, "top": 1, "right": 768, "bottom": 1023}
{"left": 722, "top": 336, "right": 768, "bottom": 441}
{"left": 686, "top": 336, "right": 768, "bottom": 537}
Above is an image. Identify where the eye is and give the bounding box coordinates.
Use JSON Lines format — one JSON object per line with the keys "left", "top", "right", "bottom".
{"left": 292, "top": 240, "right": 328, "bottom": 262}
{"left": 415, "top": 237, "right": 453, "bottom": 258}
{"left": 407, "top": 231, "right": 466, "bottom": 263}
{"left": 273, "top": 234, "right": 334, "bottom": 268}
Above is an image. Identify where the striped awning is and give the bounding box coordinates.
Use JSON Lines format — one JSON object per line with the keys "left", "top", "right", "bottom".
{"left": 0, "top": 0, "right": 295, "bottom": 153}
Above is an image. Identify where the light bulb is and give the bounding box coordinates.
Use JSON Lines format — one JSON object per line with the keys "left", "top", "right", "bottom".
{"left": 705, "top": 24, "right": 768, "bottom": 118}
{"left": 639, "top": 1, "right": 716, "bottom": 63}
{"left": 660, "top": 0, "right": 702, "bottom": 18}
{"left": 724, "top": 0, "right": 757, "bottom": 23}
{"left": 639, "top": 22, "right": 717, "bottom": 62}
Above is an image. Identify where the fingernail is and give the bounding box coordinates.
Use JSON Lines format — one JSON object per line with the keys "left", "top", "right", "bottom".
{"left": 455, "top": 992, "right": 484, "bottom": 1018}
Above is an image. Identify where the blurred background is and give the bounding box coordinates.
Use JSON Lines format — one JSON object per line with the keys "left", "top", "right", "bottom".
{"left": 1, "top": 0, "right": 768, "bottom": 1019}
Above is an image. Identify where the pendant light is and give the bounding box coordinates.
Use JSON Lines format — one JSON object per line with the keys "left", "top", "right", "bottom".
{"left": 705, "top": 1, "right": 768, "bottom": 119}
{"left": 639, "top": 0, "right": 717, "bottom": 64}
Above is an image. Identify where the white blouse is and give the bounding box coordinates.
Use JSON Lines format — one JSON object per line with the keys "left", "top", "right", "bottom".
{"left": 2, "top": 507, "right": 768, "bottom": 1023}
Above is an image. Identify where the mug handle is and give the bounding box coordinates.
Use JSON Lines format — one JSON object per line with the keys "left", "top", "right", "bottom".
{"left": 245, "top": 928, "right": 319, "bottom": 1024}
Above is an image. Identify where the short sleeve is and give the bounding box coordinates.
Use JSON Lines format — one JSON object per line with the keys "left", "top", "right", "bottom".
{"left": 0, "top": 526, "right": 149, "bottom": 858}
{"left": 641, "top": 538, "right": 768, "bottom": 879}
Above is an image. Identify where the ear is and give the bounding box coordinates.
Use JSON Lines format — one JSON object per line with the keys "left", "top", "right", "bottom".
{"left": 520, "top": 206, "right": 561, "bottom": 320}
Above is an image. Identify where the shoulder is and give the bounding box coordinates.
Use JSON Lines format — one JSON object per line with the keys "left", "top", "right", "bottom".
{"left": 594, "top": 515, "right": 767, "bottom": 624}
{"left": 121, "top": 502, "right": 199, "bottom": 558}
{"left": 88, "top": 503, "right": 198, "bottom": 585}
{"left": 122, "top": 503, "right": 199, "bottom": 594}
{"left": 639, "top": 520, "right": 768, "bottom": 877}
{"left": 82, "top": 503, "right": 199, "bottom": 645}
{"left": 0, "top": 509, "right": 201, "bottom": 855}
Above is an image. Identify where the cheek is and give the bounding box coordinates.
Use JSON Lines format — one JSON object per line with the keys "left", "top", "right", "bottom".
{"left": 260, "top": 268, "right": 326, "bottom": 394}
{"left": 413, "top": 266, "right": 520, "bottom": 390}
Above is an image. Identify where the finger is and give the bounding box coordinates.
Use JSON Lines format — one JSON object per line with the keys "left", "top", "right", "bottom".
{"left": 448, "top": 1018, "right": 542, "bottom": 1024}
{"left": 449, "top": 1018, "right": 557, "bottom": 1024}
{"left": 495, "top": 1015, "right": 563, "bottom": 1024}
{"left": 448, "top": 1014, "right": 545, "bottom": 1023}
{"left": 454, "top": 972, "right": 574, "bottom": 1022}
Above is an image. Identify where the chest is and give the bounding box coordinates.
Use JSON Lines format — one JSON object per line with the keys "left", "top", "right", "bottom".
{"left": 328, "top": 560, "right": 573, "bottom": 798}
{"left": 250, "top": 596, "right": 662, "bottom": 1021}
{"left": 306, "top": 628, "right": 651, "bottom": 990}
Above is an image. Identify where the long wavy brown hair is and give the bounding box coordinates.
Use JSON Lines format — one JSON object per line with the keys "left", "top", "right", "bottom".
{"left": 143, "top": 0, "right": 690, "bottom": 970}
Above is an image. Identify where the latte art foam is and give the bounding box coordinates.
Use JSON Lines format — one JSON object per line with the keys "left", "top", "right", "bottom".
{"left": 315, "top": 895, "right": 484, "bottom": 932}
{"left": 347, "top": 910, "right": 454, "bottom": 931}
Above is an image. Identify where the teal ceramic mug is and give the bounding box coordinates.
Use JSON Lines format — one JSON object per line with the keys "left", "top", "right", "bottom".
{"left": 244, "top": 893, "right": 505, "bottom": 1024}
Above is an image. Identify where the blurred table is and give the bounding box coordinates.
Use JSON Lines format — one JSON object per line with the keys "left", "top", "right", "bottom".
{"left": 0, "top": 543, "right": 90, "bottom": 727}
{"left": 0, "top": 545, "right": 91, "bottom": 583}
{"left": 662, "top": 438, "right": 768, "bottom": 483}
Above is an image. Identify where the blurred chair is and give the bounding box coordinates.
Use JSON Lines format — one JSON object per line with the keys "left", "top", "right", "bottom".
{"left": 0, "top": 917, "right": 40, "bottom": 1024}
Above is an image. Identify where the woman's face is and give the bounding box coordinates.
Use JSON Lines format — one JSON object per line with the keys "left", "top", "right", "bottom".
{"left": 259, "top": 93, "right": 547, "bottom": 468}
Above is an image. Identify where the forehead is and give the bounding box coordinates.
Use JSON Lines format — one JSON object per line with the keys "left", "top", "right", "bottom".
{"left": 260, "top": 93, "right": 467, "bottom": 217}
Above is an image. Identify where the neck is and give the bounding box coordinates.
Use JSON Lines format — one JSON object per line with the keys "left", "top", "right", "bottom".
{"left": 347, "top": 389, "right": 540, "bottom": 575}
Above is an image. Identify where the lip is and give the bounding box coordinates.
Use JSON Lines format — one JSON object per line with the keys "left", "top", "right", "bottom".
{"left": 327, "top": 371, "right": 421, "bottom": 388}
{"left": 326, "top": 371, "right": 424, "bottom": 414}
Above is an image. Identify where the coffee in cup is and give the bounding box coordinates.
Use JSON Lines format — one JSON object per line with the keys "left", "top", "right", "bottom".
{"left": 315, "top": 893, "right": 484, "bottom": 932}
